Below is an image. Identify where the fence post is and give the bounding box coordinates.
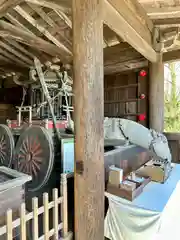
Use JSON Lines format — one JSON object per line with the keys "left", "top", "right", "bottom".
{"left": 43, "top": 193, "right": 49, "bottom": 240}
{"left": 60, "top": 173, "right": 68, "bottom": 238}
{"left": 20, "top": 203, "right": 26, "bottom": 240}
{"left": 53, "top": 189, "right": 58, "bottom": 240}
{"left": 7, "top": 209, "right": 13, "bottom": 240}
{"left": 32, "top": 197, "right": 39, "bottom": 240}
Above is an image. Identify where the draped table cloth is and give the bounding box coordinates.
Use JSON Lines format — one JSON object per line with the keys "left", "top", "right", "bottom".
{"left": 105, "top": 164, "right": 180, "bottom": 240}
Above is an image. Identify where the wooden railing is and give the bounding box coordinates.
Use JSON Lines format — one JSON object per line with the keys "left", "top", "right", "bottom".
{"left": 0, "top": 174, "right": 72, "bottom": 240}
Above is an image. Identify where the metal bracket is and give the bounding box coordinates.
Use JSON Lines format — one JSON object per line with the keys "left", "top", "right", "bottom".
{"left": 76, "top": 161, "right": 84, "bottom": 175}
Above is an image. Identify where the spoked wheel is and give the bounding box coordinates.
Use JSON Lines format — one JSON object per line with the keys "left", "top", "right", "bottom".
{"left": 0, "top": 124, "right": 14, "bottom": 167}
{"left": 14, "top": 126, "right": 54, "bottom": 192}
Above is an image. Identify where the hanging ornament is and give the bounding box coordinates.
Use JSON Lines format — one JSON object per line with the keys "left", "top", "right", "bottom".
{"left": 138, "top": 114, "right": 146, "bottom": 121}
{"left": 139, "top": 93, "right": 146, "bottom": 99}
{"left": 139, "top": 69, "right": 147, "bottom": 77}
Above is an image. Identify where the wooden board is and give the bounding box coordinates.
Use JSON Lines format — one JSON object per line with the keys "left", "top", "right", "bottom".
{"left": 104, "top": 69, "right": 149, "bottom": 127}
{"left": 107, "top": 176, "right": 150, "bottom": 201}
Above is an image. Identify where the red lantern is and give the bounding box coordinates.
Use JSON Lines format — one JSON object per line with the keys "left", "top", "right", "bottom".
{"left": 139, "top": 69, "right": 147, "bottom": 77}
{"left": 139, "top": 93, "right": 146, "bottom": 99}
{"left": 138, "top": 114, "right": 146, "bottom": 121}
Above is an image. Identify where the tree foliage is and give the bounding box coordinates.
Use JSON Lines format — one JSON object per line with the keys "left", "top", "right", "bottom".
{"left": 164, "top": 62, "right": 180, "bottom": 132}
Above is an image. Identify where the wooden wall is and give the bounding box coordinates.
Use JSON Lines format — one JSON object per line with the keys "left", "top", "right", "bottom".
{"left": 0, "top": 86, "right": 24, "bottom": 123}
{"left": 104, "top": 69, "right": 149, "bottom": 127}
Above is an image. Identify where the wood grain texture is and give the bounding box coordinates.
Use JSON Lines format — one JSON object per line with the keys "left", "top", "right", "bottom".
{"left": 104, "top": 0, "right": 157, "bottom": 63}
{"left": 107, "top": 0, "right": 152, "bottom": 44}
{"left": 14, "top": 5, "right": 72, "bottom": 57}
{"left": 104, "top": 70, "right": 149, "bottom": 125}
{"left": 0, "top": 20, "right": 71, "bottom": 61}
{"left": 73, "top": 0, "right": 104, "bottom": 239}
{"left": 163, "top": 49, "right": 180, "bottom": 62}
{"left": 149, "top": 55, "right": 164, "bottom": 132}
{"left": 0, "top": 0, "right": 23, "bottom": 18}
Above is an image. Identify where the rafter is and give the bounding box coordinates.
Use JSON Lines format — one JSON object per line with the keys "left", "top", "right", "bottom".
{"left": 104, "top": 0, "right": 157, "bottom": 62}
{"left": 5, "top": 13, "right": 35, "bottom": 35}
{"left": 54, "top": 10, "right": 72, "bottom": 29}
{"left": 27, "top": 3, "right": 72, "bottom": 47}
{"left": 0, "top": 54, "right": 13, "bottom": 63}
{"left": 0, "top": 40, "right": 33, "bottom": 65}
{"left": 0, "top": 20, "right": 71, "bottom": 61}
{"left": 104, "top": 59, "right": 148, "bottom": 75}
{"left": 0, "top": 47, "right": 29, "bottom": 67}
{"left": 146, "top": 7, "right": 180, "bottom": 20}
{"left": 14, "top": 5, "right": 72, "bottom": 57}
{"left": 104, "top": 43, "right": 147, "bottom": 74}
{"left": 25, "top": 0, "right": 70, "bottom": 13}
{"left": 163, "top": 49, "right": 180, "bottom": 63}
{"left": 154, "top": 18, "right": 180, "bottom": 27}
{"left": 4, "top": 39, "right": 35, "bottom": 59}
{"left": 0, "top": 0, "right": 23, "bottom": 18}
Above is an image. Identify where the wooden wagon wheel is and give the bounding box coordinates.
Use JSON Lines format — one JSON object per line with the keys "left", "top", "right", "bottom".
{"left": 14, "top": 126, "right": 54, "bottom": 192}
{"left": 0, "top": 124, "right": 14, "bottom": 167}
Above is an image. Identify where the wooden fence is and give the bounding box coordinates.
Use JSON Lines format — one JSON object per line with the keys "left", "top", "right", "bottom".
{"left": 0, "top": 174, "right": 72, "bottom": 240}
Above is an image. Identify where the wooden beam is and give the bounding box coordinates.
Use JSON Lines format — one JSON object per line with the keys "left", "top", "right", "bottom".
{"left": 149, "top": 55, "right": 164, "bottom": 132}
{"left": 154, "top": 18, "right": 180, "bottom": 27}
{"left": 0, "top": 40, "right": 33, "bottom": 65}
{"left": 161, "top": 28, "right": 178, "bottom": 42}
{"left": 4, "top": 39, "right": 35, "bottom": 59}
{"left": 104, "top": 43, "right": 143, "bottom": 65}
{"left": 0, "top": 54, "right": 13, "bottom": 63}
{"left": 0, "top": 20, "right": 71, "bottom": 61}
{"left": 105, "top": 59, "right": 148, "bottom": 75}
{"left": 27, "top": 3, "right": 55, "bottom": 27}
{"left": 104, "top": 0, "right": 157, "bottom": 63}
{"left": 5, "top": 13, "right": 35, "bottom": 35}
{"left": 73, "top": 0, "right": 104, "bottom": 240}
{"left": 0, "top": 0, "right": 23, "bottom": 18}
{"left": 163, "top": 49, "right": 180, "bottom": 62}
{"left": 104, "top": 44, "right": 148, "bottom": 74}
{"left": 54, "top": 10, "right": 72, "bottom": 29}
{"left": 27, "top": 3, "right": 72, "bottom": 47}
{"left": 146, "top": 6, "right": 180, "bottom": 20}
{"left": 0, "top": 47, "right": 29, "bottom": 67}
{"left": 14, "top": 5, "right": 72, "bottom": 57}
{"left": 0, "top": 64, "right": 28, "bottom": 74}
{"left": 25, "top": 0, "right": 71, "bottom": 13}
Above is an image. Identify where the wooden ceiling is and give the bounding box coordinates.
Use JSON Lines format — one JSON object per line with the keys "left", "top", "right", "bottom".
{"left": 139, "top": 0, "right": 180, "bottom": 49}
{"left": 0, "top": 0, "right": 180, "bottom": 81}
{"left": 0, "top": 0, "right": 131, "bottom": 79}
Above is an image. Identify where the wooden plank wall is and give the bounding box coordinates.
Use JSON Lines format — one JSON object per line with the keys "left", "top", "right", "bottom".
{"left": 0, "top": 87, "right": 23, "bottom": 123}
{"left": 104, "top": 69, "right": 149, "bottom": 127}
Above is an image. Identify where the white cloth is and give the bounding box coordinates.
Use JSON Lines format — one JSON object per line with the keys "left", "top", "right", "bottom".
{"left": 105, "top": 164, "right": 180, "bottom": 240}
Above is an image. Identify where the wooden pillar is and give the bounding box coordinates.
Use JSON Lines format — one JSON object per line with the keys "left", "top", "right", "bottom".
{"left": 72, "top": 0, "right": 104, "bottom": 240}
{"left": 149, "top": 54, "right": 164, "bottom": 132}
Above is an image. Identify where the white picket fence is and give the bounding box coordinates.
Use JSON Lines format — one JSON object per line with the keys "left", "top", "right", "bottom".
{"left": 0, "top": 174, "right": 72, "bottom": 240}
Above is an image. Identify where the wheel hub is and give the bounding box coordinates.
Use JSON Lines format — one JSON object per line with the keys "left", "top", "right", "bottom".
{"left": 26, "top": 152, "right": 33, "bottom": 162}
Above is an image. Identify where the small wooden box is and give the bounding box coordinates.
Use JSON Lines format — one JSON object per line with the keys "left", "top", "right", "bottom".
{"left": 136, "top": 164, "right": 173, "bottom": 183}
{"left": 107, "top": 176, "right": 150, "bottom": 201}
